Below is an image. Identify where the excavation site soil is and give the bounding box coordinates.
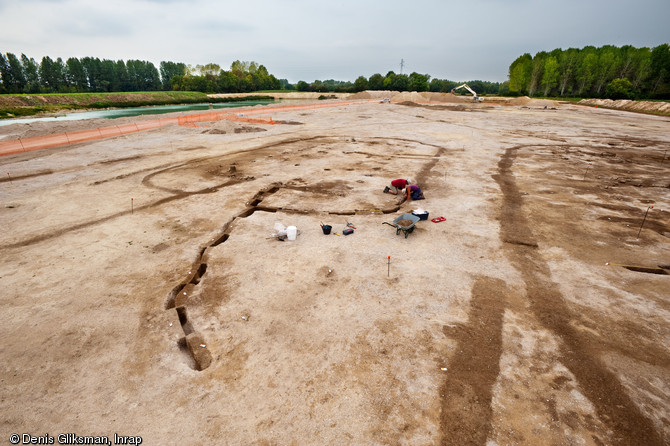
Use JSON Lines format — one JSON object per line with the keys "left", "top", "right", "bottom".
{"left": 0, "top": 93, "right": 669, "bottom": 445}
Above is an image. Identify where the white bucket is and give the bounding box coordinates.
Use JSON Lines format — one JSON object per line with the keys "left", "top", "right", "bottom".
{"left": 286, "top": 226, "right": 297, "bottom": 241}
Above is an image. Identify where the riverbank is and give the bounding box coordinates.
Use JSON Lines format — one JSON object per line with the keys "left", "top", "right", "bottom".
{"left": 0, "top": 91, "right": 274, "bottom": 119}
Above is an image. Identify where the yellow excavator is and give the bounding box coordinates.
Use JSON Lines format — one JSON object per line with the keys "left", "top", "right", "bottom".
{"left": 451, "top": 83, "right": 484, "bottom": 102}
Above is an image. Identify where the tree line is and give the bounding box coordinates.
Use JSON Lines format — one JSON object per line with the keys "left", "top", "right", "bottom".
{"left": 0, "top": 51, "right": 500, "bottom": 96}
{"left": 170, "top": 60, "right": 282, "bottom": 92}
{"left": 508, "top": 44, "right": 670, "bottom": 99}
{"left": 295, "top": 73, "right": 500, "bottom": 95}
{"left": 4, "top": 45, "right": 669, "bottom": 99}
{"left": 0, "top": 54, "right": 178, "bottom": 93}
{"left": 0, "top": 53, "right": 283, "bottom": 94}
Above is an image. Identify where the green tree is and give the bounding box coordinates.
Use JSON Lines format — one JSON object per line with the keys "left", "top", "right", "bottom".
{"left": 279, "top": 79, "right": 294, "bottom": 90}
{"left": 617, "top": 45, "right": 637, "bottom": 79}
{"left": 115, "top": 60, "right": 130, "bottom": 91}
{"left": 266, "top": 74, "right": 281, "bottom": 90}
{"left": 528, "top": 52, "right": 546, "bottom": 96}
{"left": 125, "top": 59, "right": 140, "bottom": 91}
{"left": 238, "top": 74, "right": 253, "bottom": 92}
{"left": 126, "top": 60, "right": 161, "bottom": 91}
{"left": 630, "top": 47, "right": 652, "bottom": 93}
{"left": 429, "top": 78, "right": 443, "bottom": 92}
{"left": 310, "top": 80, "right": 328, "bottom": 92}
{"left": 650, "top": 43, "right": 670, "bottom": 97}
{"left": 576, "top": 48, "right": 598, "bottom": 96}
{"left": 391, "top": 73, "right": 409, "bottom": 91}
{"left": 0, "top": 53, "right": 9, "bottom": 93}
{"left": 99, "top": 59, "right": 117, "bottom": 92}
{"left": 508, "top": 53, "right": 532, "bottom": 95}
{"left": 159, "top": 61, "right": 186, "bottom": 90}
{"left": 8, "top": 53, "right": 27, "bottom": 92}
{"left": 217, "top": 71, "right": 239, "bottom": 92}
{"left": 353, "top": 75, "right": 368, "bottom": 92}
{"left": 498, "top": 81, "right": 510, "bottom": 95}
{"left": 368, "top": 73, "right": 384, "bottom": 90}
{"left": 251, "top": 64, "right": 277, "bottom": 90}
{"left": 509, "top": 44, "right": 670, "bottom": 99}
{"left": 39, "top": 56, "right": 66, "bottom": 92}
{"left": 80, "top": 57, "right": 101, "bottom": 91}
{"left": 557, "top": 48, "right": 578, "bottom": 96}
{"left": 200, "top": 63, "right": 221, "bottom": 76}
{"left": 169, "top": 75, "right": 185, "bottom": 91}
{"left": 605, "top": 78, "right": 634, "bottom": 99}
{"left": 296, "top": 80, "right": 309, "bottom": 91}
{"left": 429, "top": 78, "right": 457, "bottom": 93}
{"left": 145, "top": 61, "right": 162, "bottom": 90}
{"left": 593, "top": 46, "right": 620, "bottom": 95}
{"left": 3, "top": 53, "right": 26, "bottom": 93}
{"left": 383, "top": 71, "right": 396, "bottom": 90}
{"left": 467, "top": 80, "right": 500, "bottom": 95}
{"left": 21, "top": 54, "right": 40, "bottom": 93}
{"left": 65, "top": 57, "right": 88, "bottom": 91}
{"left": 230, "top": 60, "right": 256, "bottom": 78}
{"left": 541, "top": 56, "right": 559, "bottom": 96}
{"left": 408, "top": 72, "right": 430, "bottom": 92}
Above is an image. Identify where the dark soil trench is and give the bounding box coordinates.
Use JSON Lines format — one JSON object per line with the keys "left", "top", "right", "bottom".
{"left": 491, "top": 144, "right": 664, "bottom": 446}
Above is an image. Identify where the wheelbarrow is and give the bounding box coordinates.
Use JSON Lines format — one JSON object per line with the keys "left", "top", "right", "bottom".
{"left": 383, "top": 213, "right": 421, "bottom": 238}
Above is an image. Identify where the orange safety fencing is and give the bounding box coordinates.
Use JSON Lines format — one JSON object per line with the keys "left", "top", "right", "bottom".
{"left": 0, "top": 100, "right": 378, "bottom": 157}
{"left": 177, "top": 112, "right": 274, "bottom": 126}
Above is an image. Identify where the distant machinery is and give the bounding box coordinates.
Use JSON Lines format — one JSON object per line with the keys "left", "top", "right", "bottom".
{"left": 451, "top": 83, "right": 484, "bottom": 102}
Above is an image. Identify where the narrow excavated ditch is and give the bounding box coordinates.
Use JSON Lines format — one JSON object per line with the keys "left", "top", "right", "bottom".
{"left": 163, "top": 136, "right": 448, "bottom": 371}
{"left": 164, "top": 183, "right": 282, "bottom": 371}
{"left": 164, "top": 181, "right": 405, "bottom": 371}
{"left": 623, "top": 265, "right": 668, "bottom": 275}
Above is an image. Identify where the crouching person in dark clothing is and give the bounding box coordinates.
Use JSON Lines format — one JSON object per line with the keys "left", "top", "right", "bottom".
{"left": 406, "top": 184, "right": 424, "bottom": 201}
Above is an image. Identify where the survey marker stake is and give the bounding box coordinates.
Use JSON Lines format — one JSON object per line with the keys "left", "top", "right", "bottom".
{"left": 131, "top": 198, "right": 134, "bottom": 215}
{"left": 583, "top": 162, "right": 592, "bottom": 180}
{"left": 636, "top": 205, "right": 653, "bottom": 238}
{"left": 6, "top": 172, "right": 12, "bottom": 184}
{"left": 387, "top": 256, "right": 390, "bottom": 278}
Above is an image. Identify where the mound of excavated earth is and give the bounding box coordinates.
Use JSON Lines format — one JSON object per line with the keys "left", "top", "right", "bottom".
{"left": 580, "top": 98, "right": 670, "bottom": 114}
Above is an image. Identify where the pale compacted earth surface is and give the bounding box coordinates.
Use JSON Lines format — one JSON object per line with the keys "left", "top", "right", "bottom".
{"left": 0, "top": 95, "right": 669, "bottom": 445}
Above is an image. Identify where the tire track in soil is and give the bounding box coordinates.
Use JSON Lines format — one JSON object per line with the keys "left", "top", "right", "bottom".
{"left": 492, "top": 144, "right": 665, "bottom": 446}
{"left": 0, "top": 136, "right": 330, "bottom": 250}
{"left": 0, "top": 177, "right": 248, "bottom": 249}
{"left": 1, "top": 134, "right": 428, "bottom": 247}
{"left": 440, "top": 276, "right": 506, "bottom": 446}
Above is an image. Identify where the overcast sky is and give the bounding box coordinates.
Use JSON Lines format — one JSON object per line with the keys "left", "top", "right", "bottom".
{"left": 1, "top": 0, "right": 668, "bottom": 83}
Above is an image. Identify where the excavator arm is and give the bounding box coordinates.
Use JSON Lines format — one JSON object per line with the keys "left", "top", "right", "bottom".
{"left": 451, "top": 83, "right": 484, "bottom": 102}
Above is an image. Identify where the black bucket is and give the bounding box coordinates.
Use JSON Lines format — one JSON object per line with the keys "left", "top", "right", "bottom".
{"left": 321, "top": 225, "right": 332, "bottom": 234}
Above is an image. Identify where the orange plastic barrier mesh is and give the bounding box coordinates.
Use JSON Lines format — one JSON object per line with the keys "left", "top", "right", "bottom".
{"left": 176, "top": 112, "right": 274, "bottom": 127}
{"left": 0, "top": 100, "right": 378, "bottom": 157}
{"left": 0, "top": 121, "right": 164, "bottom": 156}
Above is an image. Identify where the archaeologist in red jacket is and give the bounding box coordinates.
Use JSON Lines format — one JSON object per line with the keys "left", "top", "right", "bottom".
{"left": 384, "top": 178, "right": 410, "bottom": 195}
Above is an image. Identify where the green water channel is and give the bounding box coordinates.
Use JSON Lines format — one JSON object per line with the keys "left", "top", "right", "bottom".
{"left": 0, "top": 100, "right": 276, "bottom": 127}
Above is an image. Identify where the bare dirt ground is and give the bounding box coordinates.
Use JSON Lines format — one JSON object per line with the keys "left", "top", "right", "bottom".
{"left": 0, "top": 97, "right": 669, "bottom": 445}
